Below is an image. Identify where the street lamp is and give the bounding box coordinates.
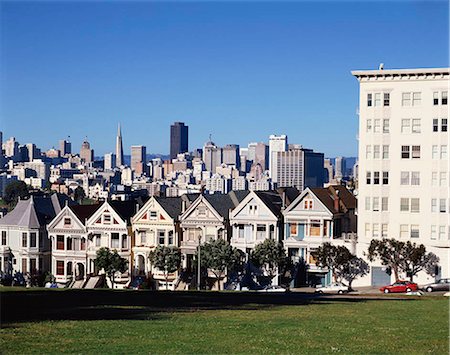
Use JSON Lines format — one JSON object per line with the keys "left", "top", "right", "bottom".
{"left": 197, "top": 235, "right": 202, "bottom": 291}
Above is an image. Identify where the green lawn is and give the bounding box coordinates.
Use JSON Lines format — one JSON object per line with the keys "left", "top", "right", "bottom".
{"left": 1, "top": 291, "right": 448, "bottom": 354}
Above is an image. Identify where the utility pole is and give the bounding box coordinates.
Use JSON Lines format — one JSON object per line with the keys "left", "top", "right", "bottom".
{"left": 197, "top": 235, "right": 201, "bottom": 291}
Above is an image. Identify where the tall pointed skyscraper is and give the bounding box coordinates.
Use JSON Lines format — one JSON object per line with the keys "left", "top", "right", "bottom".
{"left": 115, "top": 123, "right": 124, "bottom": 167}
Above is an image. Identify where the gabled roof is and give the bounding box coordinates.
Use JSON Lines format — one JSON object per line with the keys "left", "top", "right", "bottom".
{"left": 276, "top": 187, "right": 300, "bottom": 207}
{"left": 310, "top": 185, "right": 356, "bottom": 214}
{"left": 254, "top": 191, "right": 284, "bottom": 217}
{"left": 110, "top": 200, "right": 147, "bottom": 224}
{"left": 70, "top": 204, "right": 103, "bottom": 223}
{"left": 204, "top": 191, "right": 249, "bottom": 218}
{"left": 155, "top": 196, "right": 182, "bottom": 219}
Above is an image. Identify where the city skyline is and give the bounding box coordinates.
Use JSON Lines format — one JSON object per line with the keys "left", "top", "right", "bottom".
{"left": 1, "top": 1, "right": 448, "bottom": 156}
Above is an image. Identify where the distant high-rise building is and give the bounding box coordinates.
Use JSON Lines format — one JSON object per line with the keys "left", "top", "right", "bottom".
{"left": 203, "top": 140, "right": 222, "bottom": 173}
{"left": 4, "top": 137, "right": 19, "bottom": 160}
{"left": 131, "top": 145, "right": 146, "bottom": 175}
{"left": 59, "top": 139, "right": 71, "bottom": 156}
{"left": 275, "top": 146, "right": 324, "bottom": 192}
{"left": 170, "top": 122, "right": 189, "bottom": 159}
{"left": 269, "top": 135, "right": 288, "bottom": 180}
{"left": 116, "top": 123, "right": 124, "bottom": 167}
{"left": 324, "top": 158, "right": 334, "bottom": 183}
{"left": 104, "top": 153, "right": 116, "bottom": 171}
{"left": 222, "top": 144, "right": 240, "bottom": 168}
{"left": 254, "top": 142, "right": 269, "bottom": 170}
{"left": 335, "top": 156, "right": 346, "bottom": 179}
{"left": 80, "top": 139, "right": 94, "bottom": 163}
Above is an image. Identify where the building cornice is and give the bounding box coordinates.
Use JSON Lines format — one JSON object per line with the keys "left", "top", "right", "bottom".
{"left": 351, "top": 68, "right": 450, "bottom": 82}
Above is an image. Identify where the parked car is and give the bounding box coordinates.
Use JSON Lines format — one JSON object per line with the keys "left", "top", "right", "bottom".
{"left": 257, "top": 285, "right": 288, "bottom": 293}
{"left": 315, "top": 283, "right": 349, "bottom": 294}
{"left": 379, "top": 280, "right": 418, "bottom": 293}
{"left": 126, "top": 276, "right": 150, "bottom": 290}
{"left": 421, "top": 279, "right": 450, "bottom": 292}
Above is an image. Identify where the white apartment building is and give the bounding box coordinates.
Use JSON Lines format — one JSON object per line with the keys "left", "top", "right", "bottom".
{"left": 269, "top": 134, "right": 287, "bottom": 181}
{"left": 352, "top": 67, "right": 449, "bottom": 286}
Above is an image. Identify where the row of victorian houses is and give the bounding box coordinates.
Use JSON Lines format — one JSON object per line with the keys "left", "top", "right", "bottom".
{"left": 0, "top": 185, "right": 357, "bottom": 289}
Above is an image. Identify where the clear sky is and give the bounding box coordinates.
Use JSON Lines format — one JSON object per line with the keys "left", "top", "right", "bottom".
{"left": 1, "top": 0, "right": 448, "bottom": 157}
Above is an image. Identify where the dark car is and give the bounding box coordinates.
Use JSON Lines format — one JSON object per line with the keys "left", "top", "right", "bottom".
{"left": 380, "top": 280, "right": 418, "bottom": 293}
{"left": 422, "top": 279, "right": 450, "bottom": 292}
{"left": 126, "top": 276, "right": 150, "bottom": 290}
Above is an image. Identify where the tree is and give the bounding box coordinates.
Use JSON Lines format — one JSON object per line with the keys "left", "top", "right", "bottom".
{"left": 198, "top": 239, "right": 243, "bottom": 290}
{"left": 313, "top": 242, "right": 353, "bottom": 282}
{"left": 337, "top": 256, "right": 369, "bottom": 290}
{"left": 149, "top": 246, "right": 181, "bottom": 290}
{"left": 250, "top": 239, "right": 288, "bottom": 284}
{"left": 94, "top": 247, "right": 128, "bottom": 289}
{"left": 73, "top": 186, "right": 86, "bottom": 203}
{"left": 4, "top": 181, "right": 29, "bottom": 207}
{"left": 401, "top": 242, "right": 440, "bottom": 282}
{"left": 367, "top": 238, "right": 405, "bottom": 281}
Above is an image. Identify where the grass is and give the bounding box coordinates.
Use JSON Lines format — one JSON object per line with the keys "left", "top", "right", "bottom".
{"left": 1, "top": 290, "right": 448, "bottom": 354}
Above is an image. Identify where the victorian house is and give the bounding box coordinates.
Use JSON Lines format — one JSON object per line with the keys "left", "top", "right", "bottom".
{"left": 131, "top": 194, "right": 197, "bottom": 289}
{"left": 0, "top": 194, "right": 71, "bottom": 279}
{"left": 282, "top": 185, "right": 357, "bottom": 286}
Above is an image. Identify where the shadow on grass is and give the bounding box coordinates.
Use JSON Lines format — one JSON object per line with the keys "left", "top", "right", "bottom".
{"left": 0, "top": 289, "right": 415, "bottom": 325}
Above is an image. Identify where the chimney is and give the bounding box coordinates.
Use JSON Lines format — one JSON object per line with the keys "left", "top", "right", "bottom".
{"left": 334, "top": 189, "right": 340, "bottom": 212}
{"left": 135, "top": 203, "right": 140, "bottom": 214}
{"left": 181, "top": 199, "right": 187, "bottom": 213}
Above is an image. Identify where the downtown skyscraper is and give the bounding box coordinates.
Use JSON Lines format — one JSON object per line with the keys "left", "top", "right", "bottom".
{"left": 170, "top": 122, "right": 188, "bottom": 159}
{"left": 116, "top": 123, "right": 124, "bottom": 167}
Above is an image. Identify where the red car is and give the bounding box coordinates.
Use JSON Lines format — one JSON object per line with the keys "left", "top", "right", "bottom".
{"left": 380, "top": 280, "right": 418, "bottom": 293}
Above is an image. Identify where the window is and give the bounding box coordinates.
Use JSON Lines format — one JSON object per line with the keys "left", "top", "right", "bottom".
{"left": 382, "top": 171, "right": 389, "bottom": 185}
{"left": 432, "top": 145, "right": 439, "bottom": 159}
{"left": 366, "top": 145, "right": 372, "bottom": 159}
{"left": 441, "top": 145, "right": 448, "bottom": 159}
{"left": 439, "top": 199, "right": 446, "bottom": 213}
{"left": 366, "top": 119, "right": 372, "bottom": 132}
{"left": 442, "top": 91, "right": 448, "bottom": 105}
{"left": 367, "top": 93, "right": 372, "bottom": 107}
{"left": 411, "top": 198, "right": 420, "bottom": 213}
{"left": 382, "top": 224, "right": 388, "bottom": 238}
{"left": 57, "top": 235, "right": 64, "bottom": 250}
{"left": 440, "top": 172, "right": 447, "bottom": 186}
{"left": 412, "top": 92, "right": 421, "bottom": 106}
{"left": 122, "top": 235, "right": 127, "bottom": 249}
{"left": 410, "top": 225, "right": 420, "bottom": 238}
{"left": 373, "top": 172, "right": 380, "bottom": 185}
{"left": 411, "top": 172, "right": 420, "bottom": 185}
{"left": 373, "top": 145, "right": 380, "bottom": 159}
{"left": 374, "top": 93, "right": 381, "bottom": 107}
{"left": 382, "top": 197, "right": 388, "bottom": 211}
{"left": 442, "top": 118, "right": 448, "bottom": 132}
{"left": 22, "top": 259, "right": 27, "bottom": 273}
{"left": 384, "top": 93, "right": 390, "bottom": 106}
{"left": 66, "top": 237, "right": 72, "bottom": 250}
{"left": 238, "top": 225, "right": 244, "bottom": 238}
{"left": 373, "top": 197, "right": 380, "bottom": 211}
{"left": 1, "top": 231, "right": 6, "bottom": 245}
{"left": 400, "top": 225, "right": 409, "bottom": 239}
{"left": 382, "top": 145, "right": 389, "bottom": 159}
{"left": 401, "top": 146, "right": 410, "bottom": 159}
{"left": 439, "top": 226, "right": 446, "bottom": 240}
{"left": 158, "top": 230, "right": 165, "bottom": 245}
{"left": 95, "top": 235, "right": 101, "bottom": 247}
{"left": 431, "top": 199, "right": 437, "bottom": 212}
{"left": 382, "top": 119, "right": 389, "bottom": 133}
{"left": 56, "top": 261, "right": 64, "bottom": 276}
{"left": 256, "top": 225, "right": 266, "bottom": 239}
{"left": 372, "top": 224, "right": 379, "bottom": 238}
{"left": 104, "top": 214, "right": 111, "bottom": 224}
{"left": 22, "top": 232, "right": 27, "bottom": 248}
{"left": 140, "top": 231, "right": 146, "bottom": 244}
{"left": 365, "top": 223, "right": 370, "bottom": 237}
{"left": 401, "top": 119, "right": 410, "bottom": 133}
{"left": 150, "top": 211, "right": 157, "bottom": 219}
{"left": 366, "top": 171, "right": 371, "bottom": 185}
{"left": 431, "top": 225, "right": 437, "bottom": 240}
{"left": 303, "top": 200, "right": 313, "bottom": 210}
{"left": 365, "top": 197, "right": 370, "bottom": 211}
{"left": 81, "top": 238, "right": 86, "bottom": 251}
{"left": 400, "top": 198, "right": 409, "bottom": 212}
{"left": 168, "top": 231, "right": 174, "bottom": 245}
{"left": 374, "top": 119, "right": 381, "bottom": 133}
{"left": 402, "top": 92, "right": 411, "bottom": 106}
{"left": 433, "top": 119, "right": 439, "bottom": 132}
{"left": 400, "top": 171, "right": 410, "bottom": 185}
{"left": 290, "top": 223, "right": 297, "bottom": 236}
{"left": 64, "top": 218, "right": 71, "bottom": 226}
{"left": 412, "top": 119, "right": 421, "bottom": 133}
{"left": 430, "top": 173, "right": 438, "bottom": 187}
{"left": 433, "top": 92, "right": 439, "bottom": 105}
{"left": 111, "top": 233, "right": 120, "bottom": 248}
{"left": 412, "top": 145, "right": 420, "bottom": 159}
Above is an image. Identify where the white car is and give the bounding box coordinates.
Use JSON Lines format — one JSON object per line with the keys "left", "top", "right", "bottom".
{"left": 315, "top": 283, "right": 349, "bottom": 294}
{"left": 257, "top": 285, "right": 288, "bottom": 293}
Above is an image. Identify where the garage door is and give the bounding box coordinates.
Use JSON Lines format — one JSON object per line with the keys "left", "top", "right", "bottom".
{"left": 371, "top": 266, "right": 391, "bottom": 286}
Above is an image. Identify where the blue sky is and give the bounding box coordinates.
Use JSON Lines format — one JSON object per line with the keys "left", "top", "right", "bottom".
{"left": 1, "top": 1, "right": 448, "bottom": 157}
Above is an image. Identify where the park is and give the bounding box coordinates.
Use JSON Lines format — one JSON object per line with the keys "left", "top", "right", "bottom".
{"left": 1, "top": 288, "right": 448, "bottom": 354}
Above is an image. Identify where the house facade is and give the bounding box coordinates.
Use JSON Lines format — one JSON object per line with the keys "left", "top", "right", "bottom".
{"left": 283, "top": 185, "right": 357, "bottom": 287}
